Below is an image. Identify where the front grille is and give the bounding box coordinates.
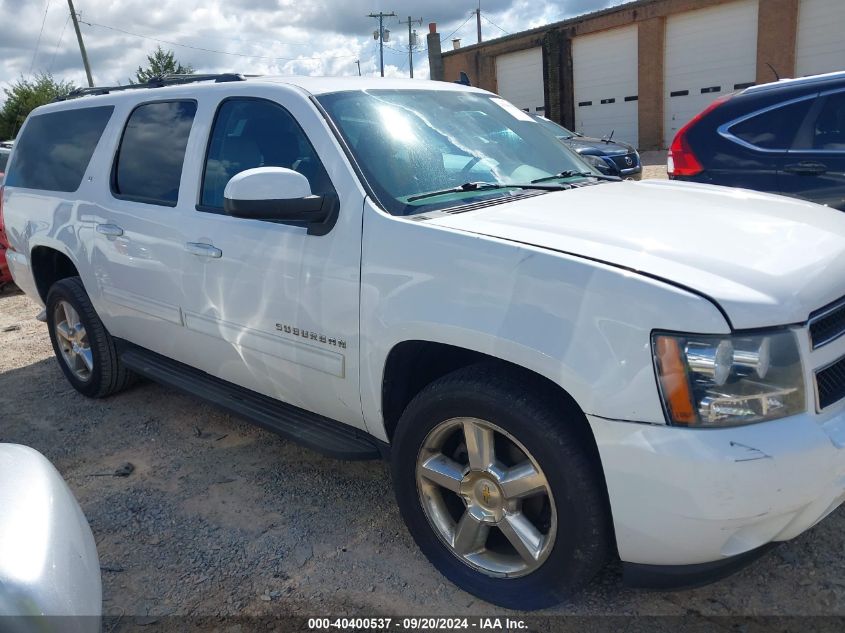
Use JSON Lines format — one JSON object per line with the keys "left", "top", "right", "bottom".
{"left": 609, "top": 153, "right": 639, "bottom": 170}
{"left": 816, "top": 355, "right": 845, "bottom": 409}
{"left": 809, "top": 297, "right": 845, "bottom": 349}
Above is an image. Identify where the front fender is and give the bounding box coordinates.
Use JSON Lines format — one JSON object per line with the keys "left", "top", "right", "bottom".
{"left": 360, "top": 202, "right": 729, "bottom": 440}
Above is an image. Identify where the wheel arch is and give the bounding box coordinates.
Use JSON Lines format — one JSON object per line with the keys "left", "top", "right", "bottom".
{"left": 381, "top": 340, "right": 601, "bottom": 462}
{"left": 30, "top": 245, "right": 81, "bottom": 303}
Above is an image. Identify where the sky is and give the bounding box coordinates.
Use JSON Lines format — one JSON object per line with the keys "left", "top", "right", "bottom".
{"left": 0, "top": 0, "right": 633, "bottom": 93}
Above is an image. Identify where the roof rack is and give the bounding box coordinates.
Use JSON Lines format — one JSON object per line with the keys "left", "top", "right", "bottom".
{"left": 55, "top": 73, "right": 247, "bottom": 101}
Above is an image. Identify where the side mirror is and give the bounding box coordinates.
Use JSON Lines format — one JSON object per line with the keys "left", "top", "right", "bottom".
{"left": 222, "top": 167, "right": 338, "bottom": 235}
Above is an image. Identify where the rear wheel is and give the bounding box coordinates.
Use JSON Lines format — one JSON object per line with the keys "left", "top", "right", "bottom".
{"left": 391, "top": 364, "right": 610, "bottom": 610}
{"left": 46, "top": 277, "right": 135, "bottom": 398}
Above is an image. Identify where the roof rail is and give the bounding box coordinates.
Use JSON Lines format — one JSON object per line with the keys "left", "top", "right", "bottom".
{"left": 743, "top": 70, "right": 845, "bottom": 95}
{"left": 55, "top": 73, "right": 247, "bottom": 101}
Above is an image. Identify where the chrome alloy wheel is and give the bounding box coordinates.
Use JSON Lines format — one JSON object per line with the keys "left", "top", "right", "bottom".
{"left": 416, "top": 417, "right": 557, "bottom": 578}
{"left": 53, "top": 300, "right": 93, "bottom": 382}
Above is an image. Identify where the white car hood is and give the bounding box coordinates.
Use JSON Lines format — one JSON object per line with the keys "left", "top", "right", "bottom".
{"left": 426, "top": 180, "right": 845, "bottom": 329}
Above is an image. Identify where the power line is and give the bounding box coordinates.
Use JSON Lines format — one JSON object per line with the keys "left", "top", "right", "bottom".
{"left": 481, "top": 14, "right": 509, "bottom": 35}
{"left": 80, "top": 20, "right": 359, "bottom": 63}
{"left": 29, "top": 0, "right": 53, "bottom": 74}
{"left": 380, "top": 43, "right": 423, "bottom": 77}
{"left": 48, "top": 12, "right": 71, "bottom": 73}
{"left": 202, "top": 33, "right": 348, "bottom": 53}
{"left": 382, "top": 44, "right": 411, "bottom": 54}
{"left": 442, "top": 14, "right": 473, "bottom": 43}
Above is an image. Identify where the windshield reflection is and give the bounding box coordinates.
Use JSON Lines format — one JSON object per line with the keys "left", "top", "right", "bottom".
{"left": 318, "top": 90, "right": 595, "bottom": 216}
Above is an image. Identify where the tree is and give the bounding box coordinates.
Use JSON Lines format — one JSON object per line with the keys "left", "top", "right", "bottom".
{"left": 135, "top": 46, "right": 194, "bottom": 83}
{"left": 0, "top": 73, "right": 76, "bottom": 140}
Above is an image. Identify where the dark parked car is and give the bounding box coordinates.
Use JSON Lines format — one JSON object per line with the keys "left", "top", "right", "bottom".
{"left": 668, "top": 71, "right": 845, "bottom": 209}
{"left": 532, "top": 115, "right": 642, "bottom": 180}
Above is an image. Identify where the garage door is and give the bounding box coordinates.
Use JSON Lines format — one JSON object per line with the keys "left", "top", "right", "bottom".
{"left": 573, "top": 25, "right": 639, "bottom": 148}
{"left": 796, "top": 0, "right": 845, "bottom": 76}
{"left": 495, "top": 48, "right": 544, "bottom": 114}
{"left": 664, "top": 0, "right": 758, "bottom": 147}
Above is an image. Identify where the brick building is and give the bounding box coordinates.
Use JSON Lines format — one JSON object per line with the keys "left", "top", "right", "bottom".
{"left": 427, "top": 0, "right": 844, "bottom": 149}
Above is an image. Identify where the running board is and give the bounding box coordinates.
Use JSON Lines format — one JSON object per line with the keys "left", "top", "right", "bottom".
{"left": 119, "top": 345, "right": 383, "bottom": 460}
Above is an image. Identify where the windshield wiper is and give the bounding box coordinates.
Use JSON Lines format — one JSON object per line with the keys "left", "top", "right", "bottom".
{"left": 531, "top": 170, "right": 621, "bottom": 184}
{"left": 407, "top": 181, "right": 568, "bottom": 203}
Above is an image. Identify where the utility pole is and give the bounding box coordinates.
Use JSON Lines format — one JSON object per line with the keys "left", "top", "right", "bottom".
{"left": 368, "top": 11, "right": 396, "bottom": 77}
{"left": 355, "top": 60, "right": 361, "bottom": 76}
{"left": 398, "top": 16, "right": 423, "bottom": 78}
{"left": 66, "top": 0, "right": 93, "bottom": 87}
{"left": 475, "top": 1, "right": 482, "bottom": 44}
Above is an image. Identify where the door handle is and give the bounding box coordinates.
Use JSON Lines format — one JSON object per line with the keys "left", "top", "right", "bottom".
{"left": 784, "top": 161, "right": 828, "bottom": 176}
{"left": 96, "top": 223, "right": 124, "bottom": 237}
{"left": 185, "top": 242, "right": 222, "bottom": 259}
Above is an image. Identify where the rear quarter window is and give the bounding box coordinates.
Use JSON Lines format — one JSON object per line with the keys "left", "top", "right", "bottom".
{"left": 4, "top": 106, "right": 114, "bottom": 191}
{"left": 727, "top": 98, "right": 813, "bottom": 150}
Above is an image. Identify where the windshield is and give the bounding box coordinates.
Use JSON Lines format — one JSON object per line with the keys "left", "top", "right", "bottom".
{"left": 533, "top": 116, "right": 577, "bottom": 139}
{"left": 317, "top": 89, "right": 597, "bottom": 216}
{"left": 0, "top": 150, "right": 9, "bottom": 173}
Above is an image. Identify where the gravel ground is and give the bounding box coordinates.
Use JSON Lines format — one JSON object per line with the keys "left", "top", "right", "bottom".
{"left": 1, "top": 280, "right": 844, "bottom": 622}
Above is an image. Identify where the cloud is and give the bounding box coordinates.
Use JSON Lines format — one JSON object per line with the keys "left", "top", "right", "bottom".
{"left": 1, "top": 0, "right": 635, "bottom": 95}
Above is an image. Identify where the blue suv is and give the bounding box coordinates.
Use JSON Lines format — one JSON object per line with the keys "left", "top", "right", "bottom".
{"left": 668, "top": 71, "right": 845, "bottom": 210}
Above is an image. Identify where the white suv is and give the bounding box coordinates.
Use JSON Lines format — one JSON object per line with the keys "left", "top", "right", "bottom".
{"left": 2, "top": 74, "right": 845, "bottom": 609}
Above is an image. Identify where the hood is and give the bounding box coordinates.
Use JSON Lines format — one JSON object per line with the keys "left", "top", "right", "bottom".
{"left": 426, "top": 180, "right": 845, "bottom": 329}
{"left": 563, "top": 137, "right": 634, "bottom": 156}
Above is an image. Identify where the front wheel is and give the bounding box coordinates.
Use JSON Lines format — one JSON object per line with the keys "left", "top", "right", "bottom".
{"left": 391, "top": 364, "right": 611, "bottom": 610}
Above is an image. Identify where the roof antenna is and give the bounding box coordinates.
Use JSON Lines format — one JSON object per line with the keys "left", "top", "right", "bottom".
{"left": 766, "top": 62, "right": 780, "bottom": 81}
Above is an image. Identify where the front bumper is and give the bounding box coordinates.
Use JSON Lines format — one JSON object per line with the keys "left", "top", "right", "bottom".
{"left": 619, "top": 167, "right": 642, "bottom": 180}
{"left": 608, "top": 152, "right": 641, "bottom": 180}
{"left": 588, "top": 408, "right": 845, "bottom": 567}
{"left": 622, "top": 543, "right": 777, "bottom": 589}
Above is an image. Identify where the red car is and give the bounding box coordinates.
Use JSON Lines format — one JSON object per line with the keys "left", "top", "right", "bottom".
{"left": 0, "top": 146, "right": 12, "bottom": 289}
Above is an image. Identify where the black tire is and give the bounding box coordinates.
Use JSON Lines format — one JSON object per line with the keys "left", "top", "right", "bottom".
{"left": 391, "top": 364, "right": 611, "bottom": 610}
{"left": 45, "top": 276, "right": 135, "bottom": 398}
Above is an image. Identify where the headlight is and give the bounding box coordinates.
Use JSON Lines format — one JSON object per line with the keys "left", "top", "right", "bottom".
{"left": 652, "top": 330, "right": 805, "bottom": 427}
{"left": 579, "top": 154, "right": 613, "bottom": 175}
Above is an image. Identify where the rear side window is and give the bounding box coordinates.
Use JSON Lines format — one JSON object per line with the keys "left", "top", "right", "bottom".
{"left": 794, "top": 91, "right": 845, "bottom": 151}
{"left": 5, "top": 106, "right": 113, "bottom": 191}
{"left": 112, "top": 100, "right": 197, "bottom": 206}
{"left": 728, "top": 98, "right": 813, "bottom": 150}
